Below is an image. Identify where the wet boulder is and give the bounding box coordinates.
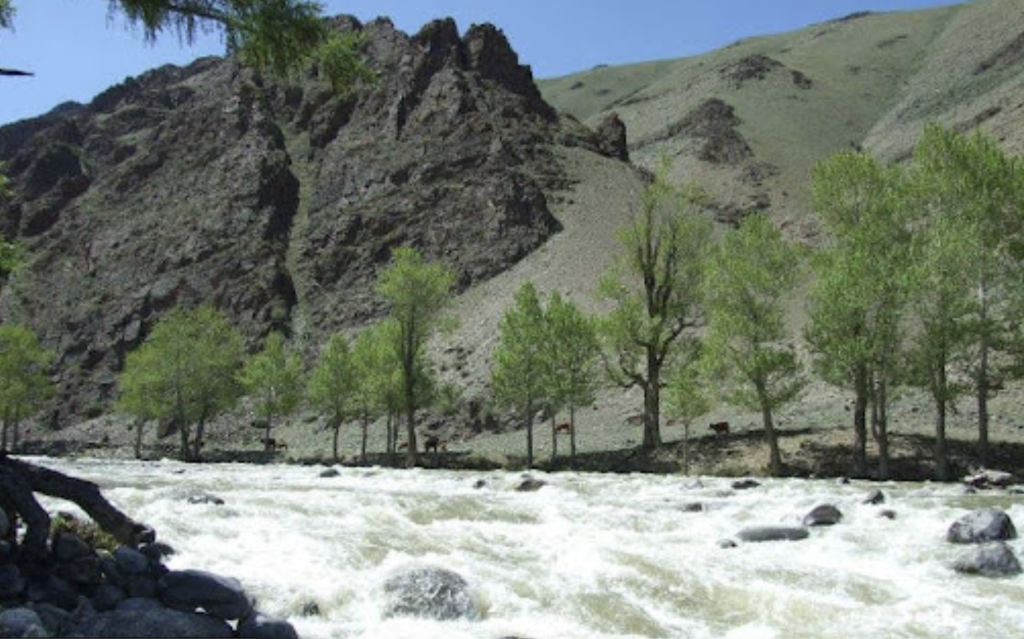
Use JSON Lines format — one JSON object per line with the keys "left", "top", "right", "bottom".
{"left": 0, "top": 608, "right": 45, "bottom": 638}
{"left": 947, "top": 508, "right": 1018, "bottom": 544}
{"left": 802, "top": 504, "right": 843, "bottom": 527}
{"left": 0, "top": 509, "right": 8, "bottom": 538}
{"left": 184, "top": 492, "right": 225, "bottom": 506}
{"left": 382, "top": 566, "right": 479, "bottom": 621}
{"left": 736, "top": 526, "right": 809, "bottom": 543}
{"left": 159, "top": 569, "right": 253, "bottom": 620}
{"left": 238, "top": 612, "right": 300, "bottom": 639}
{"left": 66, "top": 604, "right": 234, "bottom": 638}
{"left": 952, "top": 542, "right": 1022, "bottom": 577}
{"left": 731, "top": 479, "right": 761, "bottom": 490}
{"left": 962, "top": 469, "right": 1015, "bottom": 489}
{"left": 113, "top": 546, "right": 150, "bottom": 575}
{"left": 516, "top": 477, "right": 546, "bottom": 492}
{"left": 319, "top": 468, "right": 341, "bottom": 478}
{"left": 863, "top": 489, "right": 885, "bottom": 505}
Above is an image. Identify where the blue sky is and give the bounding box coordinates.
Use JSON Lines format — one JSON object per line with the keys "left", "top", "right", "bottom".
{"left": 1, "top": 0, "right": 963, "bottom": 126}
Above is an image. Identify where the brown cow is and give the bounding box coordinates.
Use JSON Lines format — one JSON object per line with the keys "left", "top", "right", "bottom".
{"left": 260, "top": 437, "right": 288, "bottom": 452}
{"left": 424, "top": 435, "right": 444, "bottom": 454}
{"left": 554, "top": 422, "right": 572, "bottom": 435}
{"left": 709, "top": 421, "right": 730, "bottom": 437}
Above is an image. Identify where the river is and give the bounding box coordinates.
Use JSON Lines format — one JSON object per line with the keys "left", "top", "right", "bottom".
{"left": 27, "top": 457, "right": 1024, "bottom": 639}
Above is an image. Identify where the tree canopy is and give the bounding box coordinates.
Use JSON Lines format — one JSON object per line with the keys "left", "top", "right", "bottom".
{"left": 239, "top": 331, "right": 304, "bottom": 451}
{"left": 118, "top": 306, "right": 244, "bottom": 461}
{"left": 3, "top": 1, "right": 372, "bottom": 90}
{"left": 599, "top": 168, "right": 713, "bottom": 450}
{"left": 0, "top": 324, "right": 53, "bottom": 452}
{"left": 377, "top": 247, "right": 454, "bottom": 466}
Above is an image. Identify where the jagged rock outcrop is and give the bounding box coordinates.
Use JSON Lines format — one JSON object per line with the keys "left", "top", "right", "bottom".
{"left": 0, "top": 16, "right": 620, "bottom": 424}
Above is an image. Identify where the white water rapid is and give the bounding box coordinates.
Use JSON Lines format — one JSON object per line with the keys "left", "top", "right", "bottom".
{"left": 27, "top": 457, "right": 1024, "bottom": 639}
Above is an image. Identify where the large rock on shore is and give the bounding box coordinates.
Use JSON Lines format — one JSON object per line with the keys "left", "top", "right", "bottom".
{"left": 947, "top": 509, "right": 1018, "bottom": 544}
{"left": 66, "top": 603, "right": 234, "bottom": 638}
{"left": 382, "top": 566, "right": 479, "bottom": 621}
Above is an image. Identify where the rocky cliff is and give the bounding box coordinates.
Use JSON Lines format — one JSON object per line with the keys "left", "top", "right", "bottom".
{"left": 0, "top": 16, "right": 619, "bottom": 424}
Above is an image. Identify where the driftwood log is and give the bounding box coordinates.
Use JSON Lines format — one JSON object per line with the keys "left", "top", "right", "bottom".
{"left": 0, "top": 452, "right": 154, "bottom": 558}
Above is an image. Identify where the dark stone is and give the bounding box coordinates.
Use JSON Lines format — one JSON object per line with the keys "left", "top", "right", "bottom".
{"left": 114, "top": 545, "right": 150, "bottom": 575}
{"left": 237, "top": 612, "right": 300, "bottom": 639}
{"left": 185, "top": 492, "right": 225, "bottom": 506}
{"left": 125, "top": 574, "right": 158, "bottom": 599}
{"left": 382, "top": 566, "right": 478, "bottom": 620}
{"left": 472, "top": 479, "right": 487, "bottom": 490}
{"left": 947, "top": 508, "right": 1018, "bottom": 544}
{"left": 56, "top": 555, "right": 105, "bottom": 586}
{"left": 863, "top": 489, "right": 885, "bottom": 505}
{"left": 516, "top": 478, "right": 546, "bottom": 492}
{"left": 26, "top": 576, "right": 77, "bottom": 611}
{"left": 0, "top": 541, "right": 13, "bottom": 564}
{"left": 117, "top": 598, "right": 165, "bottom": 612}
{"left": 718, "top": 539, "right": 738, "bottom": 549}
{"left": 952, "top": 542, "right": 1023, "bottom": 577}
{"left": 731, "top": 479, "right": 761, "bottom": 490}
{"left": 736, "top": 526, "right": 810, "bottom": 543}
{"left": 878, "top": 509, "right": 897, "bottom": 520}
{"left": 0, "top": 608, "right": 44, "bottom": 638}
{"left": 92, "top": 584, "right": 127, "bottom": 612}
{"left": 140, "top": 542, "right": 175, "bottom": 563}
{"left": 28, "top": 603, "right": 68, "bottom": 637}
{"left": 67, "top": 605, "right": 234, "bottom": 638}
{"left": 681, "top": 502, "right": 705, "bottom": 513}
{"left": 963, "top": 469, "right": 1016, "bottom": 489}
{"left": 595, "top": 112, "right": 628, "bottom": 161}
{"left": 159, "top": 569, "right": 253, "bottom": 620}
{"left": 0, "top": 510, "right": 8, "bottom": 538}
{"left": 802, "top": 504, "right": 843, "bottom": 527}
{"left": 299, "top": 601, "right": 321, "bottom": 617}
{"left": 319, "top": 468, "right": 341, "bottom": 478}
{"left": 52, "top": 533, "right": 91, "bottom": 562}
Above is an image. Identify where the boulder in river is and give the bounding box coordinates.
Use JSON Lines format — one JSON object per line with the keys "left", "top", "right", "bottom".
{"left": 952, "top": 542, "right": 1022, "bottom": 577}
{"left": 863, "top": 489, "right": 885, "bottom": 505}
{"left": 802, "top": 504, "right": 843, "bottom": 527}
{"left": 947, "top": 508, "right": 1018, "bottom": 544}
{"left": 382, "top": 565, "right": 479, "bottom": 621}
{"left": 962, "top": 469, "right": 1016, "bottom": 489}
{"left": 159, "top": 569, "right": 253, "bottom": 620}
{"left": 516, "top": 477, "right": 546, "bottom": 492}
{"left": 238, "top": 612, "right": 300, "bottom": 639}
{"left": 731, "top": 479, "right": 761, "bottom": 490}
{"left": 736, "top": 526, "right": 809, "bottom": 543}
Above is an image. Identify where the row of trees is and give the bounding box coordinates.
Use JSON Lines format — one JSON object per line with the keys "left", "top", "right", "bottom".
{"left": 116, "top": 247, "right": 453, "bottom": 466}
{"left": 488, "top": 125, "right": 1024, "bottom": 480}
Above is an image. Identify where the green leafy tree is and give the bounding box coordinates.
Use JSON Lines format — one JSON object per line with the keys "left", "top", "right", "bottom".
{"left": 351, "top": 320, "right": 402, "bottom": 464}
{"left": 376, "top": 247, "right": 454, "bottom": 467}
{"left": 492, "top": 282, "right": 548, "bottom": 468}
{"left": 307, "top": 332, "right": 357, "bottom": 464}
{"left": 0, "top": 325, "right": 53, "bottom": 452}
{"left": 240, "top": 331, "right": 304, "bottom": 454}
{"left": 599, "top": 169, "right": 713, "bottom": 451}
{"left": 3, "top": 1, "right": 372, "bottom": 89}
{"left": 702, "top": 215, "right": 804, "bottom": 477}
{"left": 664, "top": 339, "right": 709, "bottom": 475}
{"left": 117, "top": 306, "right": 244, "bottom": 461}
{"left": 806, "top": 152, "right": 910, "bottom": 479}
{"left": 910, "top": 124, "right": 1024, "bottom": 467}
{"left": 544, "top": 292, "right": 599, "bottom": 467}
{"left": 117, "top": 344, "right": 162, "bottom": 459}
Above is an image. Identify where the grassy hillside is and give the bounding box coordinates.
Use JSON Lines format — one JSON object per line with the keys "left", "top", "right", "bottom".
{"left": 539, "top": 0, "right": 1024, "bottom": 240}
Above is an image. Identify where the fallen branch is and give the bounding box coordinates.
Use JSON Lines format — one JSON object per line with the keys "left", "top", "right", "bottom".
{"left": 0, "top": 453, "right": 155, "bottom": 548}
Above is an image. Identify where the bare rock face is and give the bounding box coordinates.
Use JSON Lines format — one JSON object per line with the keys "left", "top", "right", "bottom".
{"left": 595, "top": 113, "right": 629, "bottom": 162}
{"left": 0, "top": 16, "right": 618, "bottom": 424}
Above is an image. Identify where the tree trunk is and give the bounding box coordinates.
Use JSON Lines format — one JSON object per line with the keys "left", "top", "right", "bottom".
{"left": 263, "top": 417, "right": 273, "bottom": 453}
{"left": 683, "top": 422, "right": 691, "bottom": 475}
{"left": 405, "top": 406, "right": 417, "bottom": 468}
{"left": 852, "top": 364, "right": 869, "bottom": 477}
{"left": 192, "top": 420, "right": 205, "bottom": 462}
{"left": 0, "top": 463, "right": 50, "bottom": 560}
{"left": 361, "top": 413, "right": 369, "bottom": 465}
{"left": 0, "top": 454, "right": 155, "bottom": 548}
{"left": 935, "top": 398, "right": 950, "bottom": 481}
{"left": 642, "top": 361, "right": 662, "bottom": 451}
{"left": 332, "top": 422, "right": 341, "bottom": 464}
{"left": 524, "top": 400, "right": 534, "bottom": 468}
{"left": 134, "top": 419, "right": 144, "bottom": 460}
{"left": 875, "top": 377, "right": 891, "bottom": 481}
{"left": 2, "top": 421, "right": 8, "bottom": 451}
{"left": 758, "top": 386, "right": 782, "bottom": 477}
{"left": 977, "top": 280, "right": 991, "bottom": 467}
{"left": 569, "top": 403, "right": 577, "bottom": 470}
{"left": 12, "top": 421, "right": 19, "bottom": 453}
{"left": 550, "top": 412, "right": 557, "bottom": 464}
